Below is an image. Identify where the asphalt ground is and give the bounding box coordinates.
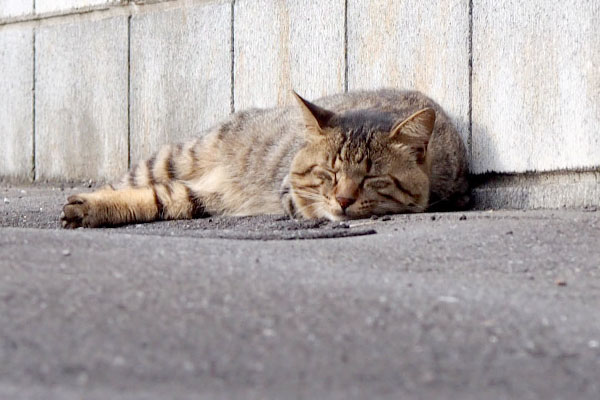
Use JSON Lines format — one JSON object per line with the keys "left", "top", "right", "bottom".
{"left": 1, "top": 185, "right": 600, "bottom": 399}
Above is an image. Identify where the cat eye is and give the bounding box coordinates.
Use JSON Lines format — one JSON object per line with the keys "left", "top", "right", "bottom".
{"left": 313, "top": 168, "right": 334, "bottom": 182}
{"left": 364, "top": 178, "right": 392, "bottom": 190}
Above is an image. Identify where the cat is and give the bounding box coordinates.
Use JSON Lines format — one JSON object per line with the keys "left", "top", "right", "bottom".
{"left": 60, "top": 89, "right": 469, "bottom": 228}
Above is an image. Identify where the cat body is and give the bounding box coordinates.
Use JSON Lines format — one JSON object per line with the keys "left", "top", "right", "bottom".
{"left": 61, "top": 89, "right": 469, "bottom": 228}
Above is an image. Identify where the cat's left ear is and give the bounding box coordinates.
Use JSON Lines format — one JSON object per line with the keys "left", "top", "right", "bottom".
{"left": 293, "top": 91, "right": 335, "bottom": 137}
{"left": 389, "top": 108, "right": 435, "bottom": 162}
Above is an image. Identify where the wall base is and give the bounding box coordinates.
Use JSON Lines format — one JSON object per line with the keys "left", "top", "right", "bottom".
{"left": 472, "top": 171, "right": 600, "bottom": 210}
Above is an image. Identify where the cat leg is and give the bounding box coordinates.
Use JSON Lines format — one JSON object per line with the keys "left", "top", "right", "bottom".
{"left": 61, "top": 182, "right": 206, "bottom": 228}
{"left": 279, "top": 175, "right": 297, "bottom": 219}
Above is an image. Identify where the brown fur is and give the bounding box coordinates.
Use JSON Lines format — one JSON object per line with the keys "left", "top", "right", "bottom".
{"left": 61, "top": 89, "right": 469, "bottom": 228}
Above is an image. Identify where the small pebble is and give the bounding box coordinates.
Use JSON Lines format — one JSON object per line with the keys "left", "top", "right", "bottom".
{"left": 430, "top": 215, "right": 436, "bottom": 221}
{"left": 112, "top": 356, "right": 126, "bottom": 366}
{"left": 262, "top": 328, "right": 276, "bottom": 337}
{"left": 183, "top": 361, "right": 195, "bottom": 372}
{"left": 62, "top": 249, "right": 71, "bottom": 256}
{"left": 76, "top": 372, "right": 89, "bottom": 386}
{"left": 459, "top": 215, "right": 467, "bottom": 221}
{"left": 556, "top": 279, "right": 567, "bottom": 287}
{"left": 438, "top": 296, "right": 459, "bottom": 303}
{"left": 3, "top": 197, "right": 9, "bottom": 204}
{"left": 370, "top": 215, "right": 379, "bottom": 220}
{"left": 506, "top": 231, "right": 513, "bottom": 235}
{"left": 381, "top": 216, "right": 391, "bottom": 221}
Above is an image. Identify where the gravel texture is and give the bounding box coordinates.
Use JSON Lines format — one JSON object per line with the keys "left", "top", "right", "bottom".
{"left": 1, "top": 184, "right": 600, "bottom": 399}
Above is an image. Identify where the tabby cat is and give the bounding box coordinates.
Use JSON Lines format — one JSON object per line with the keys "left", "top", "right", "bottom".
{"left": 61, "top": 89, "right": 469, "bottom": 228}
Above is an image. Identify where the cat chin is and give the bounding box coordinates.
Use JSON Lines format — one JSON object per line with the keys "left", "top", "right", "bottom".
{"left": 323, "top": 211, "right": 347, "bottom": 222}
{"left": 326, "top": 210, "right": 366, "bottom": 222}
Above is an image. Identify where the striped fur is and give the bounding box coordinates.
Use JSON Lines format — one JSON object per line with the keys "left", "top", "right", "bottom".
{"left": 61, "top": 89, "right": 469, "bottom": 228}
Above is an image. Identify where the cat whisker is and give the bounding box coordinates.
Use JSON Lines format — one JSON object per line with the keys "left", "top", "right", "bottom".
{"left": 423, "top": 195, "right": 460, "bottom": 211}
{"left": 294, "top": 191, "right": 324, "bottom": 202}
{"left": 313, "top": 204, "right": 335, "bottom": 220}
{"left": 292, "top": 203, "right": 317, "bottom": 218}
{"left": 295, "top": 199, "right": 334, "bottom": 219}
{"left": 373, "top": 202, "right": 418, "bottom": 215}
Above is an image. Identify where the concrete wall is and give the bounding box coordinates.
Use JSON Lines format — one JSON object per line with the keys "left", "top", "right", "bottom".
{"left": 0, "top": 0, "right": 598, "bottom": 208}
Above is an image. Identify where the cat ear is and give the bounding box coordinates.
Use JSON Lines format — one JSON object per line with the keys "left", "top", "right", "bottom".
{"left": 389, "top": 108, "right": 436, "bottom": 161}
{"left": 292, "top": 91, "right": 335, "bottom": 136}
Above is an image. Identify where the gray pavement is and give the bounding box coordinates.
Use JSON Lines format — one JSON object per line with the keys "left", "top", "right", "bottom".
{"left": 1, "top": 185, "right": 600, "bottom": 399}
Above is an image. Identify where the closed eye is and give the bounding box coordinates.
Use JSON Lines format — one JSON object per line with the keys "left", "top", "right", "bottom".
{"left": 389, "top": 176, "right": 416, "bottom": 198}
{"left": 313, "top": 168, "right": 335, "bottom": 182}
{"left": 364, "top": 177, "right": 392, "bottom": 190}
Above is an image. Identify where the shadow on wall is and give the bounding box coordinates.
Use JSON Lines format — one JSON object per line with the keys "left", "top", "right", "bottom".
{"left": 467, "top": 120, "right": 535, "bottom": 208}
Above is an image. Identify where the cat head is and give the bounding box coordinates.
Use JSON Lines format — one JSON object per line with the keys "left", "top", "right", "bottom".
{"left": 288, "top": 92, "right": 435, "bottom": 220}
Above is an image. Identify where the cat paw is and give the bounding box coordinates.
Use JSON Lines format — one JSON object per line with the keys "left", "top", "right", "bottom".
{"left": 61, "top": 194, "right": 103, "bottom": 229}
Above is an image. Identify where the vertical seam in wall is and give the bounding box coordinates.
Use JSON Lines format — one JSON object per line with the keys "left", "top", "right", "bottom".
{"left": 127, "top": 14, "right": 132, "bottom": 169}
{"left": 468, "top": 0, "right": 473, "bottom": 161}
{"left": 31, "top": 0, "right": 36, "bottom": 181}
{"left": 230, "top": 0, "right": 236, "bottom": 114}
{"left": 32, "top": 27, "right": 36, "bottom": 182}
{"left": 343, "top": 0, "right": 348, "bottom": 92}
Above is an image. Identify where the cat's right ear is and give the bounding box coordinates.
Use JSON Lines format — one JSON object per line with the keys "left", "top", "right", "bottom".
{"left": 292, "top": 91, "right": 335, "bottom": 138}
{"left": 388, "top": 108, "right": 436, "bottom": 164}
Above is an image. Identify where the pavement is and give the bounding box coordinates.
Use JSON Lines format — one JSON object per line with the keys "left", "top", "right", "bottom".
{"left": 1, "top": 184, "right": 600, "bottom": 400}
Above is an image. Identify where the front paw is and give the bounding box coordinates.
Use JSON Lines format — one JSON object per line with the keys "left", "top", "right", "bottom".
{"left": 61, "top": 194, "right": 102, "bottom": 229}
{"left": 279, "top": 176, "right": 297, "bottom": 219}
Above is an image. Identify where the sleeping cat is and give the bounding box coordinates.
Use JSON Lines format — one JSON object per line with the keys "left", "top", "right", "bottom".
{"left": 60, "top": 89, "right": 469, "bottom": 228}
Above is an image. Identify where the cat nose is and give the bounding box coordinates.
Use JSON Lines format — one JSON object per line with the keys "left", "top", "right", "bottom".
{"left": 336, "top": 196, "right": 356, "bottom": 210}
